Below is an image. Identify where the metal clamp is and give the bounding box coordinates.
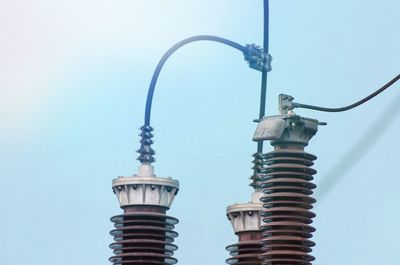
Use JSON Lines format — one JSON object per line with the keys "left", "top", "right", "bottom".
{"left": 243, "top": 44, "right": 272, "bottom": 72}
{"left": 278, "top": 94, "right": 295, "bottom": 114}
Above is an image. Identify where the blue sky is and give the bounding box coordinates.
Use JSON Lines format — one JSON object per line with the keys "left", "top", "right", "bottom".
{"left": 1, "top": 0, "right": 399, "bottom": 264}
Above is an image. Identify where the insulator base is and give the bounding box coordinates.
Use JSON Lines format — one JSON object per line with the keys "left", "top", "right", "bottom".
{"left": 226, "top": 232, "right": 263, "bottom": 265}
{"left": 109, "top": 207, "right": 179, "bottom": 265}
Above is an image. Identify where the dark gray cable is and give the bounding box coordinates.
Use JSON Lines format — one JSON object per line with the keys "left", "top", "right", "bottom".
{"left": 257, "top": 0, "right": 270, "bottom": 154}
{"left": 144, "top": 35, "right": 247, "bottom": 126}
{"left": 294, "top": 74, "right": 400, "bottom": 112}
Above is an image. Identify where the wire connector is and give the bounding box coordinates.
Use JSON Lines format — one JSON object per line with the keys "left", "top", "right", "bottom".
{"left": 243, "top": 44, "right": 272, "bottom": 72}
{"left": 278, "top": 94, "right": 295, "bottom": 114}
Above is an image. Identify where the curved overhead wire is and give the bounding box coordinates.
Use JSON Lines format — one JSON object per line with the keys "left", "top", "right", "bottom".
{"left": 143, "top": 35, "right": 247, "bottom": 126}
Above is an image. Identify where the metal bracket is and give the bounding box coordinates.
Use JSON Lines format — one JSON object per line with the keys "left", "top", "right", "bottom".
{"left": 243, "top": 44, "right": 272, "bottom": 72}
{"left": 278, "top": 94, "right": 295, "bottom": 114}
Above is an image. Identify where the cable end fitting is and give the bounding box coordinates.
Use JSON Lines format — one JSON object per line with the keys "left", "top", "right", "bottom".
{"left": 137, "top": 125, "right": 156, "bottom": 164}
{"left": 243, "top": 44, "right": 272, "bottom": 72}
{"left": 278, "top": 94, "right": 295, "bottom": 114}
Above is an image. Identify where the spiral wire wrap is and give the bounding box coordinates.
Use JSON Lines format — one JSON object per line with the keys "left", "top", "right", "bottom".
{"left": 109, "top": 211, "right": 179, "bottom": 265}
{"left": 258, "top": 149, "right": 317, "bottom": 265}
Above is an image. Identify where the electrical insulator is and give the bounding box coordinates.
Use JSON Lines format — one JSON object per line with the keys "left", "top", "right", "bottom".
{"left": 109, "top": 164, "right": 179, "bottom": 265}
{"left": 226, "top": 192, "right": 263, "bottom": 265}
{"left": 253, "top": 114, "right": 321, "bottom": 265}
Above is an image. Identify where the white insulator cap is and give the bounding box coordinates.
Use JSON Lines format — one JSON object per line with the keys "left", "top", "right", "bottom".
{"left": 112, "top": 164, "right": 179, "bottom": 209}
{"left": 226, "top": 191, "right": 263, "bottom": 233}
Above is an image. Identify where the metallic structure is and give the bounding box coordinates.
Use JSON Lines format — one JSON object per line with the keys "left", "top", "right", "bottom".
{"left": 107, "top": 1, "right": 332, "bottom": 265}
{"left": 109, "top": 108, "right": 324, "bottom": 265}
{"left": 226, "top": 192, "right": 263, "bottom": 265}
{"left": 225, "top": 107, "right": 323, "bottom": 265}
{"left": 253, "top": 114, "right": 321, "bottom": 265}
{"left": 225, "top": 146, "right": 266, "bottom": 265}
{"left": 105, "top": 1, "right": 398, "bottom": 263}
{"left": 109, "top": 127, "right": 180, "bottom": 265}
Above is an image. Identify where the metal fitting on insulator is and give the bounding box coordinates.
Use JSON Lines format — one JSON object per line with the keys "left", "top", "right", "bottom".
{"left": 254, "top": 115, "right": 320, "bottom": 147}
{"left": 225, "top": 192, "right": 264, "bottom": 265}
{"left": 278, "top": 94, "right": 296, "bottom": 115}
{"left": 112, "top": 165, "right": 179, "bottom": 209}
{"left": 253, "top": 114, "right": 321, "bottom": 265}
{"left": 109, "top": 164, "right": 180, "bottom": 265}
{"left": 137, "top": 125, "right": 156, "bottom": 163}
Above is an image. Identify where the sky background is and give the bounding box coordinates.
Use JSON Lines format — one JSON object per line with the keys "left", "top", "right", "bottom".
{"left": 1, "top": 0, "right": 399, "bottom": 264}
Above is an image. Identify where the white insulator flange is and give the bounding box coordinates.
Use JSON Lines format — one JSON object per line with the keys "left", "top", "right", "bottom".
{"left": 227, "top": 192, "right": 263, "bottom": 233}
{"left": 112, "top": 165, "right": 179, "bottom": 209}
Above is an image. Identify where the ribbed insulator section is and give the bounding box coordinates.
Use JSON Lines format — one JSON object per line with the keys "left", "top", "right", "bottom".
{"left": 109, "top": 212, "right": 178, "bottom": 265}
{"left": 259, "top": 149, "right": 317, "bottom": 265}
{"left": 226, "top": 233, "right": 262, "bottom": 265}
{"left": 226, "top": 240, "right": 263, "bottom": 265}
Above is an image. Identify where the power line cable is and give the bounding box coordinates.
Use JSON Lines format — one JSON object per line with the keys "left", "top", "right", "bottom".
{"left": 257, "top": 0, "right": 270, "bottom": 153}
{"left": 138, "top": 35, "right": 273, "bottom": 163}
{"left": 293, "top": 74, "right": 400, "bottom": 112}
{"left": 144, "top": 35, "right": 247, "bottom": 126}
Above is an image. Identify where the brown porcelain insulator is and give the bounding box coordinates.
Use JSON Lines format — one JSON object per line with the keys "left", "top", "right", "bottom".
{"left": 258, "top": 149, "right": 317, "bottom": 265}
{"left": 109, "top": 206, "right": 179, "bottom": 265}
{"left": 226, "top": 232, "right": 263, "bottom": 265}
